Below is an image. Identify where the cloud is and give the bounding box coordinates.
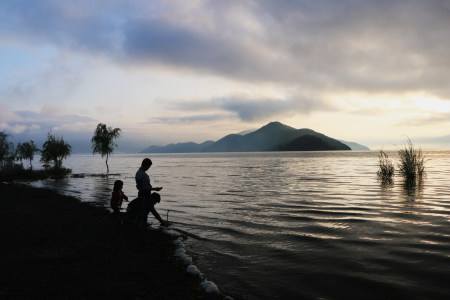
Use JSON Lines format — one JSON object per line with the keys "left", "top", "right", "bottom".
{"left": 419, "top": 135, "right": 450, "bottom": 144}
{"left": 147, "top": 113, "right": 233, "bottom": 124}
{"left": 217, "top": 97, "right": 331, "bottom": 121}
{"left": 173, "top": 96, "right": 332, "bottom": 122}
{"left": 398, "top": 112, "right": 450, "bottom": 127}
{"left": 0, "top": 107, "right": 96, "bottom": 138}
{"left": 2, "top": 0, "right": 450, "bottom": 98}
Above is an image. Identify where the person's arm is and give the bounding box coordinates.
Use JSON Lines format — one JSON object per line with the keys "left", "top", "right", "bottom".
{"left": 152, "top": 186, "right": 163, "bottom": 191}
{"left": 122, "top": 192, "right": 128, "bottom": 201}
{"left": 149, "top": 205, "right": 166, "bottom": 225}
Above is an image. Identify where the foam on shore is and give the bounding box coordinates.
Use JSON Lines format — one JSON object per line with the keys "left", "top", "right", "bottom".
{"left": 160, "top": 227, "right": 233, "bottom": 299}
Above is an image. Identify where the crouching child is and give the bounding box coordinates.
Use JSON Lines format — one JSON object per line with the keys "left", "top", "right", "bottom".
{"left": 126, "top": 192, "right": 168, "bottom": 227}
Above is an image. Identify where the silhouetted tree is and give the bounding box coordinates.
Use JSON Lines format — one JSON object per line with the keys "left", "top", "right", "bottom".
{"left": 41, "top": 134, "right": 71, "bottom": 169}
{"left": 0, "top": 132, "right": 14, "bottom": 168}
{"left": 15, "top": 143, "right": 24, "bottom": 167}
{"left": 17, "top": 141, "right": 39, "bottom": 170}
{"left": 91, "top": 123, "right": 121, "bottom": 174}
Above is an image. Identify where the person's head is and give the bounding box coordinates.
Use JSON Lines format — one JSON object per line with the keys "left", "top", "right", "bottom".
{"left": 113, "top": 180, "right": 123, "bottom": 192}
{"left": 150, "top": 192, "right": 161, "bottom": 204}
{"left": 141, "top": 158, "right": 152, "bottom": 171}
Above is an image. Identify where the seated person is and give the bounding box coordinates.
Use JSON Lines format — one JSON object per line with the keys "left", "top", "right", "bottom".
{"left": 111, "top": 180, "right": 128, "bottom": 215}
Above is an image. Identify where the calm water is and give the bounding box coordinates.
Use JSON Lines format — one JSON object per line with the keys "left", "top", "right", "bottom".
{"left": 31, "top": 151, "right": 450, "bottom": 299}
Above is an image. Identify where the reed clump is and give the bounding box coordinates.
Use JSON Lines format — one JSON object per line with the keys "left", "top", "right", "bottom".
{"left": 398, "top": 139, "right": 425, "bottom": 184}
{"left": 377, "top": 150, "right": 395, "bottom": 183}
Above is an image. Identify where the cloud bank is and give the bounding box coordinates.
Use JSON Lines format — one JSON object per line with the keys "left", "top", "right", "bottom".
{"left": 1, "top": 0, "right": 450, "bottom": 149}
{"left": 1, "top": 0, "right": 450, "bottom": 97}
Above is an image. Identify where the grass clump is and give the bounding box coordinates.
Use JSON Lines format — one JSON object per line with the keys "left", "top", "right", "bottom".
{"left": 398, "top": 139, "right": 425, "bottom": 184}
{"left": 0, "top": 164, "right": 71, "bottom": 181}
{"left": 377, "top": 150, "right": 395, "bottom": 183}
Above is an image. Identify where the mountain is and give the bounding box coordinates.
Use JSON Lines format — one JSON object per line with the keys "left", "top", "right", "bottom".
{"left": 237, "top": 129, "right": 256, "bottom": 135}
{"left": 340, "top": 140, "right": 370, "bottom": 151}
{"left": 204, "top": 122, "right": 300, "bottom": 152}
{"left": 141, "top": 121, "right": 353, "bottom": 153}
{"left": 279, "top": 134, "right": 350, "bottom": 151}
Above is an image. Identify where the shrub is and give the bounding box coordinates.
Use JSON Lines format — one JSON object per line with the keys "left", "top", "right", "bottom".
{"left": 377, "top": 150, "right": 394, "bottom": 183}
{"left": 0, "top": 132, "right": 16, "bottom": 169}
{"left": 41, "top": 134, "right": 71, "bottom": 169}
{"left": 16, "top": 140, "right": 39, "bottom": 170}
{"left": 398, "top": 139, "right": 425, "bottom": 184}
{"left": 0, "top": 165, "right": 71, "bottom": 181}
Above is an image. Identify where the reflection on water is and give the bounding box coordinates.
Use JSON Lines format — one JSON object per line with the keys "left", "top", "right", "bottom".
{"left": 30, "top": 151, "right": 450, "bottom": 300}
{"left": 401, "top": 178, "right": 424, "bottom": 201}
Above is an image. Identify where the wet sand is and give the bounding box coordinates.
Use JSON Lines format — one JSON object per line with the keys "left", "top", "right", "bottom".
{"left": 0, "top": 182, "right": 201, "bottom": 299}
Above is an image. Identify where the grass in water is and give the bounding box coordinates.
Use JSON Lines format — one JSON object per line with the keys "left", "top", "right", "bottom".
{"left": 398, "top": 139, "right": 425, "bottom": 185}
{"left": 377, "top": 150, "right": 395, "bottom": 183}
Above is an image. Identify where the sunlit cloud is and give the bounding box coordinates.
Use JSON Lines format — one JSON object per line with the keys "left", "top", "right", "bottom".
{"left": 398, "top": 112, "right": 450, "bottom": 127}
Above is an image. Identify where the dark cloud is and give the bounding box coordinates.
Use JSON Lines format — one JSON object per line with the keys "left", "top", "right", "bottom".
{"left": 173, "top": 96, "right": 332, "bottom": 122}
{"left": 1, "top": 0, "right": 450, "bottom": 97}
{"left": 147, "top": 113, "right": 233, "bottom": 124}
{"left": 216, "top": 97, "right": 331, "bottom": 121}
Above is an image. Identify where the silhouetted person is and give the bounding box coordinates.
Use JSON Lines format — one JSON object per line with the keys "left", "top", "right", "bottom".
{"left": 134, "top": 158, "right": 166, "bottom": 226}
{"left": 126, "top": 192, "right": 165, "bottom": 226}
{"left": 110, "top": 180, "right": 128, "bottom": 215}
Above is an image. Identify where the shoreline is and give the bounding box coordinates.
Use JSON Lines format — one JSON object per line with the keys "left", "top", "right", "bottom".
{"left": 0, "top": 182, "right": 214, "bottom": 299}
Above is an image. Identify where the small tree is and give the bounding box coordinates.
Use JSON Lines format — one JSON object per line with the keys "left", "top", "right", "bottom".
{"left": 0, "top": 132, "right": 14, "bottom": 169}
{"left": 41, "top": 134, "right": 71, "bottom": 169}
{"left": 15, "top": 143, "right": 24, "bottom": 167}
{"left": 91, "top": 123, "right": 121, "bottom": 174}
{"left": 17, "top": 140, "right": 39, "bottom": 170}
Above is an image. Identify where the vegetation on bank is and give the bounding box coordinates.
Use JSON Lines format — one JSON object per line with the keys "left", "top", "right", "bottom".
{"left": 377, "top": 140, "right": 426, "bottom": 186}
{"left": 0, "top": 132, "right": 72, "bottom": 181}
{"left": 1, "top": 122, "right": 122, "bottom": 180}
{"left": 16, "top": 140, "right": 39, "bottom": 170}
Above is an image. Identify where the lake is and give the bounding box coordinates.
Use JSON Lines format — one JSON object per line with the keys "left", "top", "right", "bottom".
{"left": 31, "top": 151, "right": 450, "bottom": 299}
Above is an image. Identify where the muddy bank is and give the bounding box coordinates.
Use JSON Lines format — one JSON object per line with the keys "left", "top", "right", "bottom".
{"left": 0, "top": 183, "right": 202, "bottom": 299}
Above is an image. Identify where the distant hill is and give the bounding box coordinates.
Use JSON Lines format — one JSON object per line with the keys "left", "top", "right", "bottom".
{"left": 142, "top": 121, "right": 356, "bottom": 153}
{"left": 279, "top": 134, "right": 350, "bottom": 151}
{"left": 340, "top": 140, "right": 370, "bottom": 151}
{"left": 204, "top": 122, "right": 301, "bottom": 152}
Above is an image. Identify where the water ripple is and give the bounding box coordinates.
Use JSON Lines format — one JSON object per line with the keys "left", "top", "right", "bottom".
{"left": 31, "top": 151, "right": 450, "bottom": 300}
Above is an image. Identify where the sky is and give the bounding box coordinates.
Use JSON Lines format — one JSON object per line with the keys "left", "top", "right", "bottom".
{"left": 1, "top": 0, "right": 450, "bottom": 152}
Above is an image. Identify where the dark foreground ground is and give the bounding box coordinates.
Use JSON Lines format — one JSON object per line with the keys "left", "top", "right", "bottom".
{"left": 0, "top": 183, "right": 202, "bottom": 299}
